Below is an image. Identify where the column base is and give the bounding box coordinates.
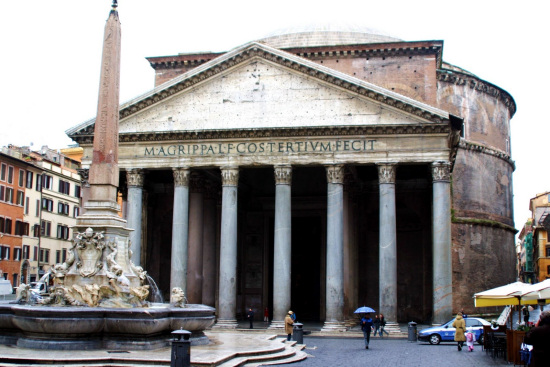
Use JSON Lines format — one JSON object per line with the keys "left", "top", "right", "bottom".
{"left": 267, "top": 320, "right": 285, "bottom": 330}
{"left": 212, "top": 319, "right": 238, "bottom": 329}
{"left": 321, "top": 321, "right": 347, "bottom": 332}
{"left": 344, "top": 318, "right": 357, "bottom": 328}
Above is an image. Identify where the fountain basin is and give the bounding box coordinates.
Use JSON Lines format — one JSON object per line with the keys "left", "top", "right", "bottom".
{"left": 0, "top": 303, "right": 215, "bottom": 350}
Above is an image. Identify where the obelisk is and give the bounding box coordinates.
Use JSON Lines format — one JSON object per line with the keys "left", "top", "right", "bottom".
{"left": 67, "top": 1, "right": 139, "bottom": 289}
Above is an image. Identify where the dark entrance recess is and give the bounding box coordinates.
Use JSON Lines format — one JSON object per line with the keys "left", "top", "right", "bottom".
{"left": 291, "top": 216, "right": 323, "bottom": 321}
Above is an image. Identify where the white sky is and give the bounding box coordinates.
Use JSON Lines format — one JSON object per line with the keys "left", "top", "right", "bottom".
{"left": 0, "top": 0, "right": 548, "bottom": 231}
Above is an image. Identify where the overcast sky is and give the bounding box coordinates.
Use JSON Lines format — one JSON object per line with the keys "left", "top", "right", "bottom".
{"left": 1, "top": 0, "right": 548, "bottom": 231}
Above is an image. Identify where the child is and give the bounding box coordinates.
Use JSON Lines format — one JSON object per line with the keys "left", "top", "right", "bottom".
{"left": 465, "top": 327, "right": 476, "bottom": 352}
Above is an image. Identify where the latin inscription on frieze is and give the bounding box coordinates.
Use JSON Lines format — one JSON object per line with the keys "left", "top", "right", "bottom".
{"left": 143, "top": 138, "right": 377, "bottom": 157}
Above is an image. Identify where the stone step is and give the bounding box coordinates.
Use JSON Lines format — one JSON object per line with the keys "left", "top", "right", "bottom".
{"left": 217, "top": 340, "right": 304, "bottom": 367}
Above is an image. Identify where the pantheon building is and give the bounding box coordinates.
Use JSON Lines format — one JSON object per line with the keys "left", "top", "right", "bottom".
{"left": 67, "top": 26, "right": 516, "bottom": 328}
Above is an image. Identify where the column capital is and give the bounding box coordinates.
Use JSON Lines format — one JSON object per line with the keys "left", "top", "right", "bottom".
{"left": 377, "top": 163, "right": 397, "bottom": 184}
{"left": 274, "top": 165, "right": 292, "bottom": 185}
{"left": 173, "top": 167, "right": 190, "bottom": 187}
{"left": 221, "top": 167, "right": 239, "bottom": 186}
{"left": 326, "top": 164, "right": 344, "bottom": 184}
{"left": 432, "top": 161, "right": 451, "bottom": 182}
{"left": 126, "top": 169, "right": 144, "bottom": 187}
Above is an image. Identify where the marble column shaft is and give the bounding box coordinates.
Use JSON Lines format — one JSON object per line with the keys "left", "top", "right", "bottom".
{"left": 378, "top": 163, "right": 397, "bottom": 322}
{"left": 171, "top": 168, "right": 190, "bottom": 293}
{"left": 126, "top": 169, "right": 144, "bottom": 267}
{"left": 272, "top": 166, "right": 292, "bottom": 326}
{"left": 217, "top": 167, "right": 239, "bottom": 326}
{"left": 432, "top": 162, "right": 453, "bottom": 324}
{"left": 202, "top": 184, "right": 218, "bottom": 307}
{"left": 323, "top": 165, "right": 345, "bottom": 329}
{"left": 187, "top": 173, "right": 204, "bottom": 304}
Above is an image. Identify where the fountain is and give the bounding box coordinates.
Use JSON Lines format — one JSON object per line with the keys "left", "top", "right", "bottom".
{"left": 0, "top": 1, "right": 215, "bottom": 350}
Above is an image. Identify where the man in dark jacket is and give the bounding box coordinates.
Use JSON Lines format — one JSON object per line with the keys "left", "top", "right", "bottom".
{"left": 247, "top": 308, "right": 255, "bottom": 329}
{"left": 524, "top": 311, "right": 550, "bottom": 367}
{"left": 360, "top": 314, "right": 374, "bottom": 349}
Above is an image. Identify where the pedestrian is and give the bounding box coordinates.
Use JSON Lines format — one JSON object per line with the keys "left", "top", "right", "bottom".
{"left": 264, "top": 307, "right": 269, "bottom": 322}
{"left": 524, "top": 310, "right": 550, "bottom": 367}
{"left": 461, "top": 308, "right": 468, "bottom": 318}
{"left": 247, "top": 308, "right": 254, "bottom": 329}
{"left": 290, "top": 310, "right": 296, "bottom": 322}
{"left": 285, "top": 310, "right": 294, "bottom": 341}
{"left": 379, "top": 314, "right": 389, "bottom": 337}
{"left": 360, "top": 313, "right": 374, "bottom": 349}
{"left": 373, "top": 314, "right": 381, "bottom": 337}
{"left": 452, "top": 312, "right": 466, "bottom": 351}
{"left": 522, "top": 306, "right": 530, "bottom": 324}
{"left": 465, "top": 327, "right": 476, "bottom": 352}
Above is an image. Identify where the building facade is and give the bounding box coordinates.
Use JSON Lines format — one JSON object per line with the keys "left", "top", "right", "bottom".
{"left": 67, "top": 28, "right": 516, "bottom": 325}
{"left": 523, "top": 192, "right": 550, "bottom": 282}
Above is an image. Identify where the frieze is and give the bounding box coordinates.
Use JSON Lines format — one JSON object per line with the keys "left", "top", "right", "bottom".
{"left": 437, "top": 71, "right": 516, "bottom": 116}
{"left": 274, "top": 165, "right": 292, "bottom": 185}
{"left": 68, "top": 44, "right": 452, "bottom": 141}
{"left": 377, "top": 163, "right": 396, "bottom": 184}
{"left": 326, "top": 165, "right": 344, "bottom": 184}
{"left": 431, "top": 161, "right": 451, "bottom": 182}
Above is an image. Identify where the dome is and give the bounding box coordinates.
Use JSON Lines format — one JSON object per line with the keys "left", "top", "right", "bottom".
{"left": 256, "top": 22, "right": 403, "bottom": 48}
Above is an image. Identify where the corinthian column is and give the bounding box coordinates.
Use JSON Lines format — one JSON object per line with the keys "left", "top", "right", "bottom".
{"left": 432, "top": 161, "right": 453, "bottom": 324}
{"left": 187, "top": 172, "right": 204, "bottom": 304}
{"left": 322, "top": 164, "right": 346, "bottom": 332}
{"left": 215, "top": 167, "right": 239, "bottom": 329}
{"left": 378, "top": 163, "right": 397, "bottom": 323}
{"left": 126, "top": 169, "right": 144, "bottom": 266}
{"left": 269, "top": 165, "right": 292, "bottom": 330}
{"left": 171, "top": 167, "right": 190, "bottom": 293}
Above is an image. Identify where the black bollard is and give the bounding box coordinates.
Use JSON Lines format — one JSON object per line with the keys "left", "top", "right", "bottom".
{"left": 171, "top": 329, "right": 191, "bottom": 367}
{"left": 293, "top": 322, "right": 304, "bottom": 344}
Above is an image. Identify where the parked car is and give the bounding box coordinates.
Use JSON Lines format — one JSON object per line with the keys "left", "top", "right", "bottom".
{"left": 418, "top": 317, "right": 490, "bottom": 345}
{"left": 30, "top": 281, "right": 49, "bottom": 296}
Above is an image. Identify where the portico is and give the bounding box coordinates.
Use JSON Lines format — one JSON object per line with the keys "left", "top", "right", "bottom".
{"left": 67, "top": 41, "right": 461, "bottom": 326}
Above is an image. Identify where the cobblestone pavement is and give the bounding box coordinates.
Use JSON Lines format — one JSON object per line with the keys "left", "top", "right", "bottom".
{"left": 292, "top": 337, "right": 509, "bottom": 367}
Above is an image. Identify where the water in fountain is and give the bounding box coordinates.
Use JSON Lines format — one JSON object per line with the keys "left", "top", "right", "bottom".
{"left": 146, "top": 274, "right": 164, "bottom": 304}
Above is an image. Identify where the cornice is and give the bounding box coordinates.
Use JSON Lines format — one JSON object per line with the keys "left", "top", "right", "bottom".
{"left": 67, "top": 42, "right": 450, "bottom": 140}
{"left": 437, "top": 69, "right": 516, "bottom": 117}
{"left": 458, "top": 139, "right": 515, "bottom": 170}
{"left": 72, "top": 124, "right": 451, "bottom": 145}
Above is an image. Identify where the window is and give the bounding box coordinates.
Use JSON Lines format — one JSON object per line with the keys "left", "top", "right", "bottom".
{"left": 33, "top": 224, "right": 40, "bottom": 237}
{"left": 0, "top": 163, "right": 6, "bottom": 181}
{"left": 25, "top": 171, "right": 33, "bottom": 189}
{"left": 75, "top": 185, "right": 81, "bottom": 198}
{"left": 33, "top": 246, "right": 38, "bottom": 261}
{"left": 0, "top": 217, "right": 4, "bottom": 232}
{"left": 56, "top": 224, "right": 69, "bottom": 240}
{"left": 58, "top": 180, "right": 70, "bottom": 195}
{"left": 1, "top": 246, "right": 10, "bottom": 260}
{"left": 36, "top": 174, "right": 42, "bottom": 191}
{"left": 13, "top": 248, "right": 21, "bottom": 261}
{"left": 18, "top": 169, "right": 25, "bottom": 187}
{"left": 14, "top": 221, "right": 29, "bottom": 236}
{"left": 25, "top": 197, "right": 29, "bottom": 215}
{"left": 42, "top": 174, "right": 53, "bottom": 190}
{"left": 5, "top": 187, "right": 14, "bottom": 203}
{"left": 23, "top": 245, "right": 30, "bottom": 260}
{"left": 58, "top": 202, "right": 69, "bottom": 215}
{"left": 16, "top": 190, "right": 24, "bottom": 206}
{"left": 0, "top": 185, "right": 4, "bottom": 201}
{"left": 62, "top": 248, "right": 67, "bottom": 263}
{"left": 7, "top": 166, "right": 14, "bottom": 184}
{"left": 73, "top": 206, "right": 80, "bottom": 218}
{"left": 55, "top": 250, "right": 61, "bottom": 264}
{"left": 4, "top": 218, "right": 12, "bottom": 234}
{"left": 40, "top": 220, "right": 51, "bottom": 237}
{"left": 546, "top": 246, "right": 550, "bottom": 257}
{"left": 42, "top": 198, "right": 53, "bottom": 212}
{"left": 39, "top": 248, "right": 50, "bottom": 263}
{"left": 35, "top": 199, "right": 40, "bottom": 216}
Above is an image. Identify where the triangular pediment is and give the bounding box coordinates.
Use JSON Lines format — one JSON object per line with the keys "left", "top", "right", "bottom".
{"left": 67, "top": 41, "right": 452, "bottom": 141}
